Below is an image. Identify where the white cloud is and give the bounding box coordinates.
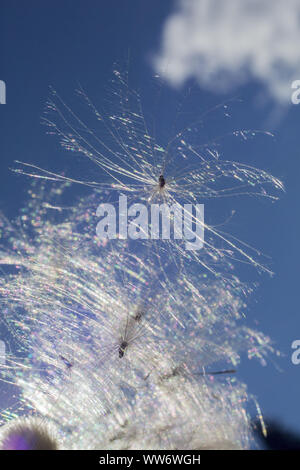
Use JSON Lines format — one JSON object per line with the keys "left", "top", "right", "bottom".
{"left": 154, "top": 0, "right": 300, "bottom": 102}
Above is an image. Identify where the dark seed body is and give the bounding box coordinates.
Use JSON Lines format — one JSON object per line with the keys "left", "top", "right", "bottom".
{"left": 159, "top": 175, "right": 166, "bottom": 188}
{"left": 119, "top": 341, "right": 128, "bottom": 358}
{"left": 59, "top": 355, "right": 73, "bottom": 369}
{"left": 134, "top": 311, "right": 143, "bottom": 322}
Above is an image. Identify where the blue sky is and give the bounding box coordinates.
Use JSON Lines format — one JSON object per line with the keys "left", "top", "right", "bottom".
{"left": 1, "top": 0, "right": 300, "bottom": 441}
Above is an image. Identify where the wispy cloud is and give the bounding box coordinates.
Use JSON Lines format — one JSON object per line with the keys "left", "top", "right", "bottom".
{"left": 154, "top": 0, "right": 300, "bottom": 103}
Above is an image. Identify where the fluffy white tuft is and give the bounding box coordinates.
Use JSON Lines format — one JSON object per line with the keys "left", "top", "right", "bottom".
{"left": 0, "top": 417, "right": 58, "bottom": 450}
